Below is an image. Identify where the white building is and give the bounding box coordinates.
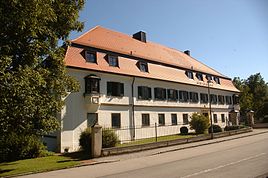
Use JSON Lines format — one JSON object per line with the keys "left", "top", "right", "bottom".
{"left": 51, "top": 26, "right": 240, "bottom": 152}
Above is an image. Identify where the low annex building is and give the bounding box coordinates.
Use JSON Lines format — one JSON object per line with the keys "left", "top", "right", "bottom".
{"left": 47, "top": 26, "right": 240, "bottom": 152}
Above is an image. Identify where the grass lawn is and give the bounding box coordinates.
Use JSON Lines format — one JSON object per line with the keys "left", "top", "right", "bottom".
{"left": 0, "top": 152, "right": 88, "bottom": 177}
{"left": 117, "top": 134, "right": 196, "bottom": 147}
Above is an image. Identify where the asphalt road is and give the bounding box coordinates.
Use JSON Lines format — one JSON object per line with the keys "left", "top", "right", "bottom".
{"left": 22, "top": 132, "right": 268, "bottom": 178}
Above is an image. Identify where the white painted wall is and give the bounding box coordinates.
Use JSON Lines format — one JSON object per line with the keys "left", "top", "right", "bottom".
{"left": 59, "top": 68, "right": 236, "bottom": 152}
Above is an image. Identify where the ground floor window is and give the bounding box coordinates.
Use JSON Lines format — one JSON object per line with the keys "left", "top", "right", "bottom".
{"left": 213, "top": 114, "right": 218, "bottom": 123}
{"left": 158, "top": 114, "right": 165, "bottom": 126}
{"left": 111, "top": 113, "right": 121, "bottom": 128}
{"left": 171, "top": 114, "right": 177, "bottom": 125}
{"left": 183, "top": 114, "right": 189, "bottom": 125}
{"left": 221, "top": 114, "right": 225, "bottom": 122}
{"left": 142, "top": 114, "right": 150, "bottom": 127}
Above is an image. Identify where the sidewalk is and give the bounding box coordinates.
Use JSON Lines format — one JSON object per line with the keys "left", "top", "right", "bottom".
{"left": 89, "top": 128, "right": 268, "bottom": 165}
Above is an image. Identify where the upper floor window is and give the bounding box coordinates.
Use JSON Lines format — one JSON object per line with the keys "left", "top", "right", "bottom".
{"left": 218, "top": 95, "right": 225, "bottom": 105}
{"left": 185, "top": 71, "right": 194, "bottom": 79}
{"left": 107, "top": 82, "right": 124, "bottom": 97}
{"left": 221, "top": 114, "right": 225, "bottom": 122}
{"left": 154, "top": 88, "right": 167, "bottom": 100}
{"left": 179, "top": 91, "right": 189, "bottom": 102}
{"left": 167, "top": 89, "right": 178, "bottom": 101}
{"left": 108, "top": 55, "right": 118, "bottom": 67}
{"left": 84, "top": 75, "right": 100, "bottom": 94}
{"left": 189, "top": 92, "right": 199, "bottom": 103}
{"left": 214, "top": 76, "right": 220, "bottom": 84}
{"left": 85, "top": 51, "right": 96, "bottom": 63}
{"left": 213, "top": 114, "right": 218, "bottom": 123}
{"left": 210, "top": 94, "right": 218, "bottom": 104}
{"left": 206, "top": 74, "right": 212, "bottom": 81}
{"left": 196, "top": 73, "right": 203, "bottom": 81}
{"left": 138, "top": 61, "right": 148, "bottom": 72}
{"left": 200, "top": 93, "right": 208, "bottom": 103}
{"left": 225, "top": 96, "right": 232, "bottom": 105}
{"left": 233, "top": 94, "right": 239, "bottom": 104}
{"left": 138, "top": 86, "right": 152, "bottom": 100}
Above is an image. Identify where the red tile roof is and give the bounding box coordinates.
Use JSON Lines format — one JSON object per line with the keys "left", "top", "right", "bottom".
{"left": 65, "top": 26, "right": 239, "bottom": 92}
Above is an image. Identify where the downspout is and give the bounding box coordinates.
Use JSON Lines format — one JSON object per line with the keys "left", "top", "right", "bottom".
{"left": 131, "top": 77, "right": 136, "bottom": 140}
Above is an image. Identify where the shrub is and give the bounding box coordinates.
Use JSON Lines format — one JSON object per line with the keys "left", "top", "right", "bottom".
{"left": 79, "top": 128, "right": 92, "bottom": 154}
{"left": 102, "top": 129, "right": 119, "bottom": 148}
{"left": 0, "top": 133, "right": 47, "bottom": 162}
{"left": 224, "top": 125, "right": 240, "bottom": 131}
{"left": 189, "top": 113, "right": 210, "bottom": 134}
{"left": 208, "top": 125, "right": 222, "bottom": 133}
{"left": 180, "top": 126, "right": 189, "bottom": 135}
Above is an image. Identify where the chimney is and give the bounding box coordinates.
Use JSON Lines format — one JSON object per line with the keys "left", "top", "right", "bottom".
{"left": 133, "top": 31, "right": 146, "bottom": 43}
{"left": 184, "top": 50, "right": 190, "bottom": 56}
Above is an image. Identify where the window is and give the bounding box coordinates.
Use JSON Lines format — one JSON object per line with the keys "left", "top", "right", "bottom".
{"left": 218, "top": 95, "right": 225, "bottom": 105}
{"left": 185, "top": 71, "right": 194, "bottom": 79}
{"left": 200, "top": 93, "right": 208, "bottom": 103}
{"left": 233, "top": 94, "right": 239, "bottom": 104}
{"left": 85, "top": 51, "right": 96, "bottom": 63}
{"left": 171, "top": 114, "right": 177, "bottom": 125}
{"left": 87, "top": 113, "right": 98, "bottom": 127}
{"left": 138, "top": 86, "right": 152, "bottom": 100}
{"left": 139, "top": 61, "right": 148, "bottom": 72}
{"left": 225, "top": 96, "right": 232, "bottom": 105}
{"left": 214, "top": 76, "right": 220, "bottom": 84}
{"left": 142, "top": 114, "right": 150, "bottom": 127}
{"left": 206, "top": 75, "right": 212, "bottom": 81}
{"left": 213, "top": 114, "right": 218, "bottom": 123}
{"left": 111, "top": 113, "right": 121, "bottom": 128}
{"left": 154, "top": 88, "right": 167, "bottom": 100}
{"left": 107, "top": 82, "right": 124, "bottom": 97}
{"left": 167, "top": 89, "right": 178, "bottom": 101}
{"left": 196, "top": 73, "right": 203, "bottom": 81}
{"left": 210, "top": 94, "right": 218, "bottom": 104}
{"left": 183, "top": 114, "right": 189, "bottom": 125}
{"left": 189, "top": 92, "right": 199, "bottom": 103}
{"left": 108, "top": 55, "right": 118, "bottom": 67}
{"left": 158, "top": 114, "right": 165, "bottom": 126}
{"left": 179, "top": 91, "right": 189, "bottom": 102}
{"left": 84, "top": 75, "right": 100, "bottom": 94}
{"left": 221, "top": 114, "right": 225, "bottom": 122}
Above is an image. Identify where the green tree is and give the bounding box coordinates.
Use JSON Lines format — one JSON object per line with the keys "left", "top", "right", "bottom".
{"left": 0, "top": 0, "right": 84, "bottom": 161}
{"left": 190, "top": 113, "right": 210, "bottom": 134}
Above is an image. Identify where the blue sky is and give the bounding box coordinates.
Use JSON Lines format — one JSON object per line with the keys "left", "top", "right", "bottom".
{"left": 70, "top": 0, "right": 268, "bottom": 81}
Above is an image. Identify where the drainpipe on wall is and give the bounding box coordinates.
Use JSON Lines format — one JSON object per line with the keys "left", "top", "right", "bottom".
{"left": 131, "top": 77, "right": 136, "bottom": 140}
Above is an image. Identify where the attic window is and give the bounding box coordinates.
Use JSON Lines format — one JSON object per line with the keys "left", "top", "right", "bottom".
{"left": 85, "top": 51, "right": 96, "bottom": 63}
{"left": 108, "top": 55, "right": 118, "bottom": 67}
{"left": 185, "top": 71, "right": 194, "bottom": 79}
{"left": 196, "top": 73, "right": 203, "bottom": 81}
{"left": 214, "top": 76, "right": 220, "bottom": 84}
{"left": 139, "top": 61, "right": 148, "bottom": 72}
{"left": 206, "top": 75, "right": 212, "bottom": 81}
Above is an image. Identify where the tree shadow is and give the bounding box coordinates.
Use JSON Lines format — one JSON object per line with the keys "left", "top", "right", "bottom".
{"left": 59, "top": 151, "right": 91, "bottom": 162}
{"left": 0, "top": 168, "right": 14, "bottom": 174}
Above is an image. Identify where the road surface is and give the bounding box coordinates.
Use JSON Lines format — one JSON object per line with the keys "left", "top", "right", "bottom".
{"left": 22, "top": 132, "right": 268, "bottom": 178}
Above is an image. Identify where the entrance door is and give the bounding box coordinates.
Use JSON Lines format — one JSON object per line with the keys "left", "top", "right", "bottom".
{"left": 87, "top": 113, "right": 98, "bottom": 127}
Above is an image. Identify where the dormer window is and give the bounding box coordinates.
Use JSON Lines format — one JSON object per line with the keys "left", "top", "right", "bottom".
{"left": 196, "top": 73, "right": 203, "bottom": 81}
{"left": 185, "top": 71, "right": 194, "bottom": 79}
{"left": 206, "top": 75, "right": 212, "bottom": 81}
{"left": 139, "top": 61, "right": 148, "bottom": 72}
{"left": 108, "top": 55, "right": 118, "bottom": 67}
{"left": 85, "top": 51, "right": 96, "bottom": 63}
{"left": 214, "top": 76, "right": 220, "bottom": 84}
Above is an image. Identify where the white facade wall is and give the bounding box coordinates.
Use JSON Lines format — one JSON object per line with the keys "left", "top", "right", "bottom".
{"left": 59, "top": 68, "right": 235, "bottom": 152}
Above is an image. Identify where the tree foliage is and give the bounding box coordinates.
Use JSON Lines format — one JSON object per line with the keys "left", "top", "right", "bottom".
{"left": 190, "top": 113, "right": 210, "bottom": 134}
{"left": 233, "top": 73, "right": 268, "bottom": 119}
{"left": 0, "top": 0, "right": 84, "bottom": 161}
